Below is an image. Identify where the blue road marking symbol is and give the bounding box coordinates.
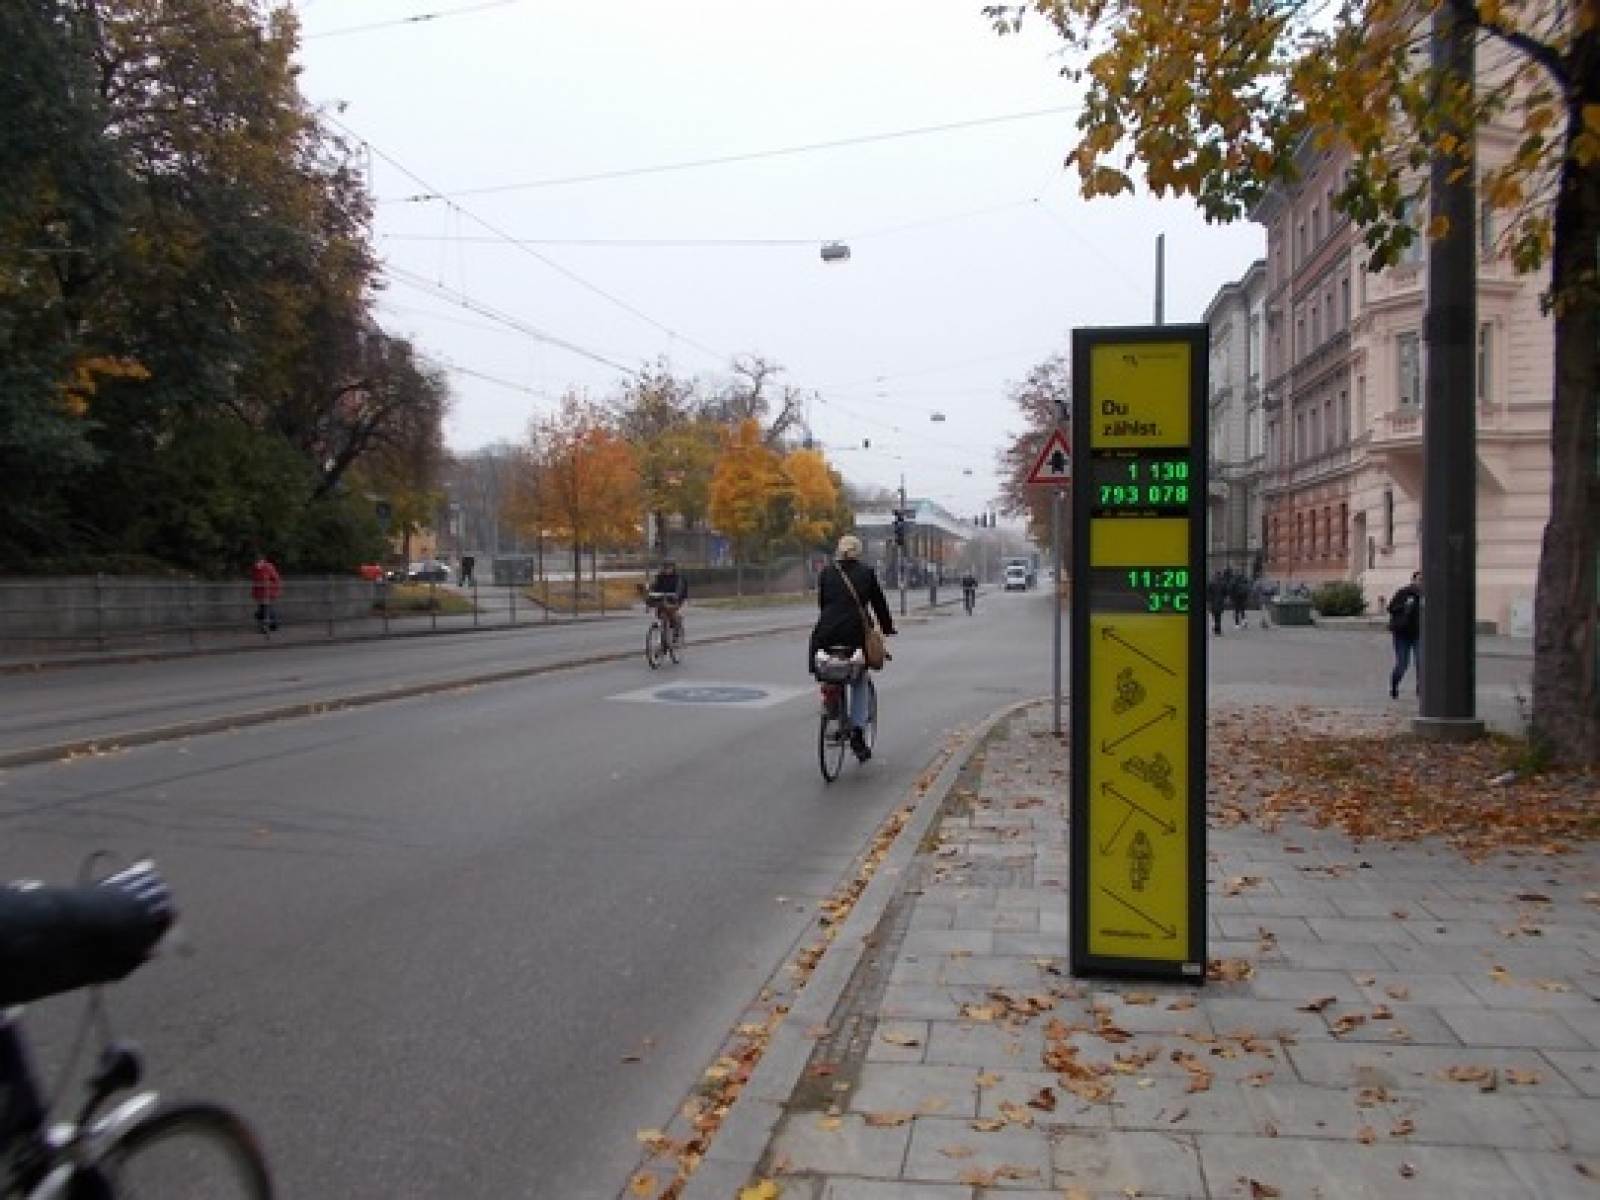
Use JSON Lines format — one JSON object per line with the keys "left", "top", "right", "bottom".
{"left": 654, "top": 686, "right": 769, "bottom": 704}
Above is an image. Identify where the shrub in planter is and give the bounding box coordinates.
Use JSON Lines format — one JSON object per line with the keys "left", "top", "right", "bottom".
{"left": 1313, "top": 580, "right": 1367, "bottom": 617}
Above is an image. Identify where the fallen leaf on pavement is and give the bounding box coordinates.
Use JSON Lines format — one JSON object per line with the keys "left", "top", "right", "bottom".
{"left": 862, "top": 1111, "right": 912, "bottom": 1127}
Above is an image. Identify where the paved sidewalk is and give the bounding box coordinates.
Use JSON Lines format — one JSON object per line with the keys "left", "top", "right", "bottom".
{"left": 684, "top": 701, "right": 1599, "bottom": 1198}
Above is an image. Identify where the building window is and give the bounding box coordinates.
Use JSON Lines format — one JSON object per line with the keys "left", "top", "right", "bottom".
{"left": 1395, "top": 199, "right": 1425, "bottom": 265}
{"left": 1339, "top": 502, "right": 1349, "bottom": 554}
{"left": 1397, "top": 331, "right": 1422, "bottom": 408}
{"left": 1477, "top": 322, "right": 1493, "bottom": 409}
{"left": 1383, "top": 487, "right": 1394, "bottom": 549}
{"left": 1340, "top": 276, "right": 1351, "bottom": 328}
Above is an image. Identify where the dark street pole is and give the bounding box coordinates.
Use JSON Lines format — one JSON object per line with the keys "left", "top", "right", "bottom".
{"left": 1416, "top": 0, "right": 1484, "bottom": 740}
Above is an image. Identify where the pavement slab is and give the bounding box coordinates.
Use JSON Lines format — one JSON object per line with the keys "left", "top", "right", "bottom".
{"left": 688, "top": 698, "right": 1600, "bottom": 1199}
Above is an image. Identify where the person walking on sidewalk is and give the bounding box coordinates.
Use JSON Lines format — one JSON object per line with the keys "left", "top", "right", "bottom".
{"left": 1229, "top": 572, "right": 1250, "bottom": 627}
{"left": 250, "top": 551, "right": 282, "bottom": 634}
{"left": 1387, "top": 571, "right": 1422, "bottom": 698}
{"left": 1207, "top": 572, "right": 1227, "bottom": 636}
{"left": 809, "top": 535, "right": 896, "bottom": 762}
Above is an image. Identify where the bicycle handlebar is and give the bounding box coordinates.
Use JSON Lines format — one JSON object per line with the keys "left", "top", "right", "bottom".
{"left": 0, "top": 861, "right": 175, "bottom": 1007}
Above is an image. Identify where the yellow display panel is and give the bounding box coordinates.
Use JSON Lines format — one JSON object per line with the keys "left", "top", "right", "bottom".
{"left": 1072, "top": 325, "right": 1207, "bottom": 982}
{"left": 1084, "top": 613, "right": 1191, "bottom": 959}
{"left": 1088, "top": 343, "right": 1193, "bottom": 448}
{"left": 1090, "top": 519, "right": 1189, "bottom": 567}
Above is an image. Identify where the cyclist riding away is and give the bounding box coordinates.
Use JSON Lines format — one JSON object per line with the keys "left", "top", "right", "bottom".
{"left": 647, "top": 559, "right": 688, "bottom": 642}
{"left": 961, "top": 570, "right": 977, "bottom": 613}
{"left": 809, "top": 535, "right": 896, "bottom": 762}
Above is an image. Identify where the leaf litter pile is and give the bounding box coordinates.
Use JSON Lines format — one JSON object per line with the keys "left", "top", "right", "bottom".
{"left": 1210, "top": 704, "right": 1598, "bottom": 860}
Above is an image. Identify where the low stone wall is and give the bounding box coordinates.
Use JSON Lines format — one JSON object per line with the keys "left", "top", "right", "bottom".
{"left": 0, "top": 576, "right": 380, "bottom": 644}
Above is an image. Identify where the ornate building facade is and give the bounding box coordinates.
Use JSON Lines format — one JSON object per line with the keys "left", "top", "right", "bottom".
{"left": 1236, "top": 94, "right": 1552, "bottom": 632}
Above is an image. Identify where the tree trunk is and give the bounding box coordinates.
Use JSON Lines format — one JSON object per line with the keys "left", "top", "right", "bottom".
{"left": 1530, "top": 74, "right": 1600, "bottom": 766}
{"left": 570, "top": 542, "right": 583, "bottom": 613}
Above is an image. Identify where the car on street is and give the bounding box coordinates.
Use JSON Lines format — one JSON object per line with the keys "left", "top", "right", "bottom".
{"left": 387, "top": 560, "right": 453, "bottom": 584}
{"left": 1003, "top": 564, "right": 1029, "bottom": 592}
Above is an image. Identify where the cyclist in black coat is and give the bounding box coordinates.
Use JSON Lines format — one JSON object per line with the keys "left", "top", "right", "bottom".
{"left": 809, "top": 536, "right": 896, "bottom": 761}
{"left": 647, "top": 559, "right": 688, "bottom": 640}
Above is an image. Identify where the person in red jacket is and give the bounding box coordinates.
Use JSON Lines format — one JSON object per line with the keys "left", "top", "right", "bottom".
{"left": 250, "top": 553, "right": 282, "bottom": 634}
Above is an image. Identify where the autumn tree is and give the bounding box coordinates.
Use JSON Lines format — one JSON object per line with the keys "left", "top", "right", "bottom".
{"left": 990, "top": 0, "right": 1599, "bottom": 764}
{"left": 0, "top": 1, "right": 128, "bottom": 559}
{"left": 705, "top": 356, "right": 809, "bottom": 447}
{"left": 709, "top": 417, "right": 786, "bottom": 587}
{"left": 1, "top": 1, "right": 435, "bottom": 574}
{"left": 778, "top": 445, "right": 843, "bottom": 552}
{"left": 613, "top": 364, "right": 719, "bottom": 555}
{"left": 530, "top": 393, "right": 642, "bottom": 584}
{"left": 996, "top": 353, "right": 1072, "bottom": 546}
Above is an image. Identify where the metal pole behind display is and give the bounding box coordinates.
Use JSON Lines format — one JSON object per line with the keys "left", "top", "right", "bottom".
{"left": 1052, "top": 487, "right": 1064, "bottom": 735}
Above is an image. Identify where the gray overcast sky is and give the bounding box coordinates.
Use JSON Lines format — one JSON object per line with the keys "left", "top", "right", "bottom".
{"left": 290, "top": 1, "right": 1263, "bottom": 516}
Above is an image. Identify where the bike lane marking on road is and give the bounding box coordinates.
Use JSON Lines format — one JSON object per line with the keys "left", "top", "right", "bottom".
{"left": 609, "top": 682, "right": 815, "bottom": 708}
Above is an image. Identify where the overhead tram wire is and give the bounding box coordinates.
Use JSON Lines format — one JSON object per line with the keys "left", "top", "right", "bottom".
{"left": 383, "top": 264, "right": 640, "bottom": 378}
{"left": 320, "top": 105, "right": 1081, "bottom": 438}
{"left": 387, "top": 105, "right": 1078, "bottom": 203}
{"left": 322, "top": 112, "right": 730, "bottom": 371}
{"left": 302, "top": 1, "right": 523, "bottom": 41}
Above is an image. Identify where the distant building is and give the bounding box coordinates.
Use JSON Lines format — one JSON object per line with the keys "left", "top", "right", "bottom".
{"left": 1203, "top": 259, "right": 1267, "bottom": 580}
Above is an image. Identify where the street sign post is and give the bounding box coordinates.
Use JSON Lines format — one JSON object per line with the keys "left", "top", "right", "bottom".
{"left": 1026, "top": 427, "right": 1072, "bottom": 733}
{"left": 1069, "top": 326, "right": 1208, "bottom": 982}
{"left": 1026, "top": 428, "right": 1073, "bottom": 486}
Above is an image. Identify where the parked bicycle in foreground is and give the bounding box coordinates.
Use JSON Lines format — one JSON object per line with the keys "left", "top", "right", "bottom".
{"left": 814, "top": 647, "right": 876, "bottom": 783}
{"left": 1, "top": 859, "right": 273, "bottom": 1199}
{"left": 644, "top": 592, "right": 685, "bottom": 669}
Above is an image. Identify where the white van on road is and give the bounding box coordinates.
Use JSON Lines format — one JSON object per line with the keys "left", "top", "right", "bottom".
{"left": 1003, "top": 564, "right": 1030, "bottom": 592}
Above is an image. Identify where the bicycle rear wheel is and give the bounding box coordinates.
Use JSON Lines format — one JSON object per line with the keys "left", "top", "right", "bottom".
{"left": 92, "top": 1100, "right": 273, "bottom": 1199}
{"left": 817, "top": 694, "right": 847, "bottom": 783}
{"left": 864, "top": 677, "right": 878, "bottom": 753}
{"left": 645, "top": 623, "right": 664, "bottom": 669}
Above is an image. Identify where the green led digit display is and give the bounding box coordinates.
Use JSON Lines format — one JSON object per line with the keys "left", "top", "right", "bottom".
{"left": 1091, "top": 566, "right": 1192, "bottom": 614}
{"left": 1091, "top": 456, "right": 1193, "bottom": 514}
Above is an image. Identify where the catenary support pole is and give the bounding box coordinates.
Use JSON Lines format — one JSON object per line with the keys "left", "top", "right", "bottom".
{"left": 1416, "top": 0, "right": 1484, "bottom": 741}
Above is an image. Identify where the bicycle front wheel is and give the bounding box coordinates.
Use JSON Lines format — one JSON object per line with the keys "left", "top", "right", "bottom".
{"left": 92, "top": 1100, "right": 273, "bottom": 1199}
{"left": 645, "top": 623, "right": 664, "bottom": 669}
{"left": 864, "top": 677, "right": 878, "bottom": 754}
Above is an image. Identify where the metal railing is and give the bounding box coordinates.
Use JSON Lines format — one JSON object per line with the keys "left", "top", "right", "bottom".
{"left": 0, "top": 575, "right": 616, "bottom": 658}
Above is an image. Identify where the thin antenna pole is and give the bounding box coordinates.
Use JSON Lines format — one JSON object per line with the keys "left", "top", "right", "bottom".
{"left": 1154, "top": 234, "right": 1166, "bottom": 325}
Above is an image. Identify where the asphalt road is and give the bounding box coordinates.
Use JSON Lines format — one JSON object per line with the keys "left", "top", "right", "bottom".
{"left": 0, "top": 595, "right": 1533, "bottom": 1198}
{"left": 0, "top": 592, "right": 1047, "bottom": 1199}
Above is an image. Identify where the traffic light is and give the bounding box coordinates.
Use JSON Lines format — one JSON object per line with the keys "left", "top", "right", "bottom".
{"left": 892, "top": 510, "right": 907, "bottom": 549}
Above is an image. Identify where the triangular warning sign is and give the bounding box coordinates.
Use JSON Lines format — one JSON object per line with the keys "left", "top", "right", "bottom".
{"left": 1026, "top": 428, "right": 1072, "bottom": 485}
